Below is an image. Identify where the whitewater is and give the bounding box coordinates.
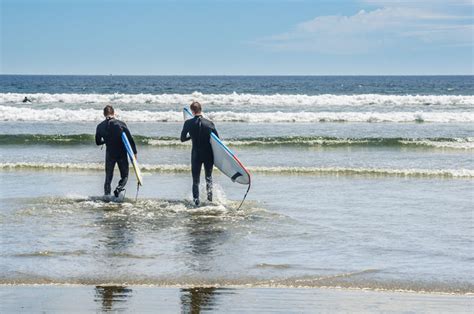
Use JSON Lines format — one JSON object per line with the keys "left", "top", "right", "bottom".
{"left": 1, "top": 162, "right": 473, "bottom": 178}
{"left": 1, "top": 92, "right": 473, "bottom": 107}
{"left": 1, "top": 105, "right": 473, "bottom": 123}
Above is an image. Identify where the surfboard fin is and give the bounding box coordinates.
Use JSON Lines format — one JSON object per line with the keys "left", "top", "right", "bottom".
{"left": 231, "top": 172, "right": 243, "bottom": 182}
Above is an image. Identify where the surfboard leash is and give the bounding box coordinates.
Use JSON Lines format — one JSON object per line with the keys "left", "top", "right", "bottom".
{"left": 236, "top": 182, "right": 251, "bottom": 210}
{"left": 135, "top": 183, "right": 140, "bottom": 202}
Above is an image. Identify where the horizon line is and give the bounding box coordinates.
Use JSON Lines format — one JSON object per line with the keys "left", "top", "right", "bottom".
{"left": 1, "top": 73, "right": 473, "bottom": 77}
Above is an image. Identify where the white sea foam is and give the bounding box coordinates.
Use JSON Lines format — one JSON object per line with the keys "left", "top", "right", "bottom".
{"left": 1, "top": 162, "right": 472, "bottom": 178}
{"left": 2, "top": 134, "right": 472, "bottom": 149}
{"left": 146, "top": 137, "right": 474, "bottom": 150}
{"left": 401, "top": 139, "right": 474, "bottom": 150}
{"left": 1, "top": 105, "right": 473, "bottom": 123}
{"left": 1, "top": 92, "right": 473, "bottom": 108}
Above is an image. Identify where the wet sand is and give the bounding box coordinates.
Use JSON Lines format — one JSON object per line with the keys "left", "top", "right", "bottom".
{"left": 1, "top": 286, "right": 472, "bottom": 313}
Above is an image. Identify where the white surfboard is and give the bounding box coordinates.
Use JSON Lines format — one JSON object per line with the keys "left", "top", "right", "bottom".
{"left": 122, "top": 132, "right": 143, "bottom": 186}
{"left": 183, "top": 107, "right": 250, "bottom": 185}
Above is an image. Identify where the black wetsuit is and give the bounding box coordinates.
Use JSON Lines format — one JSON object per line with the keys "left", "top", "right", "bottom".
{"left": 180, "top": 115, "right": 219, "bottom": 202}
{"left": 95, "top": 117, "right": 137, "bottom": 195}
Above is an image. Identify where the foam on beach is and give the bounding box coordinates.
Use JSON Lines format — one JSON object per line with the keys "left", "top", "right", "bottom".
{"left": 1, "top": 162, "right": 472, "bottom": 178}
{"left": 2, "top": 134, "right": 472, "bottom": 150}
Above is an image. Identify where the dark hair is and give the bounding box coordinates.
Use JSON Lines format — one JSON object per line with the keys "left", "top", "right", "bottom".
{"left": 103, "top": 105, "right": 114, "bottom": 116}
{"left": 190, "top": 101, "right": 202, "bottom": 114}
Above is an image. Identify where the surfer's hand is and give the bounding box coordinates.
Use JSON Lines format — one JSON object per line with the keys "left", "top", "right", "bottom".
{"left": 134, "top": 154, "right": 137, "bottom": 160}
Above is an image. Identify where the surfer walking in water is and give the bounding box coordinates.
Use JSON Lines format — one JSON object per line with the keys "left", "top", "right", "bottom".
{"left": 95, "top": 105, "right": 137, "bottom": 198}
{"left": 181, "top": 101, "right": 219, "bottom": 206}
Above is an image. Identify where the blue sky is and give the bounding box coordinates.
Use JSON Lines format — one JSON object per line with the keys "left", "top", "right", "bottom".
{"left": 1, "top": 0, "right": 473, "bottom": 75}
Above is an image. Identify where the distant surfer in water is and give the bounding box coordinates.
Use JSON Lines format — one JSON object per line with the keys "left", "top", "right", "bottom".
{"left": 22, "top": 96, "right": 31, "bottom": 103}
{"left": 181, "top": 101, "right": 219, "bottom": 206}
{"left": 95, "top": 105, "right": 137, "bottom": 198}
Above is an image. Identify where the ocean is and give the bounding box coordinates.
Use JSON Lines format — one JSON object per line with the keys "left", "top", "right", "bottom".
{"left": 0, "top": 75, "right": 473, "bottom": 311}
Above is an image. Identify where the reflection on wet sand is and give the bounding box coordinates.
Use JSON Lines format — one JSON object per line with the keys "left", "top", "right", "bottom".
{"left": 180, "top": 287, "right": 218, "bottom": 313}
{"left": 94, "top": 285, "right": 132, "bottom": 312}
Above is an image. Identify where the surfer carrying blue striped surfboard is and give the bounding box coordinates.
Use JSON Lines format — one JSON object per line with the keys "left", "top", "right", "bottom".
{"left": 95, "top": 105, "right": 138, "bottom": 198}
{"left": 181, "top": 101, "right": 219, "bottom": 206}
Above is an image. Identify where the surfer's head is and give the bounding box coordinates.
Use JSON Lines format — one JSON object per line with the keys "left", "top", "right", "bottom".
{"left": 103, "top": 105, "right": 114, "bottom": 117}
{"left": 190, "top": 101, "right": 202, "bottom": 115}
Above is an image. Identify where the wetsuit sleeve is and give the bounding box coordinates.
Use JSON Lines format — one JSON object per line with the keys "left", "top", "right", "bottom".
{"left": 180, "top": 121, "right": 191, "bottom": 142}
{"left": 95, "top": 123, "right": 105, "bottom": 145}
{"left": 212, "top": 123, "right": 219, "bottom": 138}
{"left": 123, "top": 127, "right": 138, "bottom": 154}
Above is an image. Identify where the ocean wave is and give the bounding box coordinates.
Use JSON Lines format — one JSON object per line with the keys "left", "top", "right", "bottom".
{"left": 1, "top": 92, "right": 473, "bottom": 107}
{"left": 1, "top": 106, "right": 473, "bottom": 123}
{"left": 1, "top": 162, "right": 472, "bottom": 178}
{"left": 1, "top": 134, "right": 473, "bottom": 150}
{"left": 230, "top": 137, "right": 474, "bottom": 150}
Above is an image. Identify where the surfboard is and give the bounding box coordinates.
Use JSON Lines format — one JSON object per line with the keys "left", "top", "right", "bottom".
{"left": 183, "top": 107, "right": 193, "bottom": 120}
{"left": 121, "top": 132, "right": 143, "bottom": 186}
{"left": 183, "top": 108, "right": 250, "bottom": 185}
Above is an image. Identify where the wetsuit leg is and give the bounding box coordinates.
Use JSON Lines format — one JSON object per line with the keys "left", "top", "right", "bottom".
{"left": 116, "top": 155, "right": 129, "bottom": 192}
{"left": 203, "top": 159, "right": 213, "bottom": 202}
{"left": 104, "top": 154, "right": 116, "bottom": 195}
{"left": 191, "top": 155, "right": 203, "bottom": 201}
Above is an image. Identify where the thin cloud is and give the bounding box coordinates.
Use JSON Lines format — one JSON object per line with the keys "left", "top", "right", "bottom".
{"left": 362, "top": 0, "right": 474, "bottom": 7}
{"left": 256, "top": 6, "right": 473, "bottom": 53}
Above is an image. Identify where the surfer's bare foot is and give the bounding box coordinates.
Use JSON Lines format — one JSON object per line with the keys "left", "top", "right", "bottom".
{"left": 193, "top": 198, "right": 200, "bottom": 207}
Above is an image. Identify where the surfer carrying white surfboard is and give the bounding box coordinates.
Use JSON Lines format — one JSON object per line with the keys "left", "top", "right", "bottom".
{"left": 95, "top": 105, "right": 138, "bottom": 198}
{"left": 180, "top": 101, "right": 219, "bottom": 206}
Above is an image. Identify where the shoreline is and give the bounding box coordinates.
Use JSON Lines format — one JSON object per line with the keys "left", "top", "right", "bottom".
{"left": 1, "top": 283, "right": 472, "bottom": 297}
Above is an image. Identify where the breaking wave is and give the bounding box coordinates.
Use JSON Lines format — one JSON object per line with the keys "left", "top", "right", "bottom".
{"left": 1, "top": 92, "right": 473, "bottom": 107}
{"left": 1, "top": 162, "right": 472, "bottom": 178}
{"left": 1, "top": 105, "right": 473, "bottom": 123}
{"left": 1, "top": 134, "right": 473, "bottom": 150}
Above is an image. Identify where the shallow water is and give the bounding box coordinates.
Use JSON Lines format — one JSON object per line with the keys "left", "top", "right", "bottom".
{"left": 1, "top": 171, "right": 472, "bottom": 293}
